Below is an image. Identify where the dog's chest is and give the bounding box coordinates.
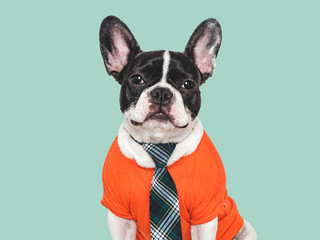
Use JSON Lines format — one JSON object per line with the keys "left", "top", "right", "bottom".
{"left": 117, "top": 145, "right": 226, "bottom": 223}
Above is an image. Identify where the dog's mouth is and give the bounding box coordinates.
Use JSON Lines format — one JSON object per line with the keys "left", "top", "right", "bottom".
{"left": 130, "top": 111, "right": 169, "bottom": 125}
{"left": 130, "top": 111, "right": 188, "bottom": 128}
{"left": 130, "top": 120, "right": 141, "bottom": 126}
{"left": 148, "top": 112, "right": 170, "bottom": 121}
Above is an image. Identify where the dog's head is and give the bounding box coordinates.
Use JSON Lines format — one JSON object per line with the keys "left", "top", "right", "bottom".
{"left": 99, "top": 16, "right": 222, "bottom": 143}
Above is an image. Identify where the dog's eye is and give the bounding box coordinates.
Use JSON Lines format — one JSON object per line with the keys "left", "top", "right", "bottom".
{"left": 130, "top": 74, "right": 145, "bottom": 85}
{"left": 181, "top": 80, "right": 196, "bottom": 89}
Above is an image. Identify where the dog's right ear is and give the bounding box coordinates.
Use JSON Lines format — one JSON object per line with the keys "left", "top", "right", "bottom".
{"left": 99, "top": 16, "right": 141, "bottom": 84}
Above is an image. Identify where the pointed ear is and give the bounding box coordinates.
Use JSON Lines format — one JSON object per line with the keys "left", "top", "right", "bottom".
{"left": 99, "top": 16, "right": 141, "bottom": 83}
{"left": 184, "top": 18, "right": 222, "bottom": 83}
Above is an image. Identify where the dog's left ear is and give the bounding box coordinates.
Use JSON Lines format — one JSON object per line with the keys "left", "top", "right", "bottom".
{"left": 184, "top": 18, "right": 222, "bottom": 83}
{"left": 99, "top": 16, "right": 141, "bottom": 83}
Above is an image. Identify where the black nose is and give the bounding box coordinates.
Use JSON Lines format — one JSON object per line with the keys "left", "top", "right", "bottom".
{"left": 150, "top": 87, "right": 173, "bottom": 105}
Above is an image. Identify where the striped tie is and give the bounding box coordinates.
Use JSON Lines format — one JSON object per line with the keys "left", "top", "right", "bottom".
{"left": 141, "top": 142, "right": 183, "bottom": 240}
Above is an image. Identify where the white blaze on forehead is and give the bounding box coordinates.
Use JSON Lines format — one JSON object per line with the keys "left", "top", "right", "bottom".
{"left": 160, "top": 51, "right": 170, "bottom": 83}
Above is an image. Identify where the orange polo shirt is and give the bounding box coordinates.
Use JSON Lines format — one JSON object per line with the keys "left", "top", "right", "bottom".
{"left": 101, "top": 131, "right": 244, "bottom": 240}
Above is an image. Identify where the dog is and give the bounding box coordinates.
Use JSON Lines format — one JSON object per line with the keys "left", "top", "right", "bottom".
{"left": 99, "top": 15, "right": 257, "bottom": 240}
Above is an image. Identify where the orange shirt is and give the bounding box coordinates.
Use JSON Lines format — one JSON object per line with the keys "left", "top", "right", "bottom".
{"left": 101, "top": 131, "right": 244, "bottom": 240}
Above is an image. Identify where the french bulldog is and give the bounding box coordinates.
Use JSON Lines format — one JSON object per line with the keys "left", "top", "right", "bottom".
{"left": 99, "top": 15, "right": 257, "bottom": 240}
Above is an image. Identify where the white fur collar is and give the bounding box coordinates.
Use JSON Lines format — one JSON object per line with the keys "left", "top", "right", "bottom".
{"left": 117, "top": 117, "right": 204, "bottom": 168}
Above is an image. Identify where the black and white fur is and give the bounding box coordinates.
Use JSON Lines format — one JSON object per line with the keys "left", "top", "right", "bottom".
{"left": 99, "top": 15, "right": 257, "bottom": 240}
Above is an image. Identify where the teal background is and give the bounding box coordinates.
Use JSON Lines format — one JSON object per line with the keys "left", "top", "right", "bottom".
{"left": 1, "top": 0, "right": 319, "bottom": 239}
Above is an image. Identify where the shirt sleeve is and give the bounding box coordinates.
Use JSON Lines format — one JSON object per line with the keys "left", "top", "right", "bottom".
{"left": 101, "top": 147, "right": 133, "bottom": 220}
{"left": 189, "top": 142, "right": 228, "bottom": 225}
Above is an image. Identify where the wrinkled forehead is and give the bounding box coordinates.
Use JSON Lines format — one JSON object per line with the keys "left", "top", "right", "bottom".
{"left": 125, "top": 50, "right": 201, "bottom": 84}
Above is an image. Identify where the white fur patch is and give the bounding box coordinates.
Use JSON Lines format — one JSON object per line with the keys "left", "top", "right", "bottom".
{"left": 107, "top": 211, "right": 136, "bottom": 240}
{"left": 191, "top": 217, "right": 218, "bottom": 239}
{"left": 118, "top": 117, "right": 204, "bottom": 168}
{"left": 234, "top": 220, "right": 257, "bottom": 240}
{"left": 160, "top": 51, "right": 170, "bottom": 83}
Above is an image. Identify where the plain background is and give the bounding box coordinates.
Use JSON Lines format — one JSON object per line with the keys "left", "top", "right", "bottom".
{"left": 1, "top": 0, "right": 319, "bottom": 239}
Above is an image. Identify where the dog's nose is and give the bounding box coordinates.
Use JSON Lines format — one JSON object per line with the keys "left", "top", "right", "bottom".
{"left": 150, "top": 87, "right": 173, "bottom": 105}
